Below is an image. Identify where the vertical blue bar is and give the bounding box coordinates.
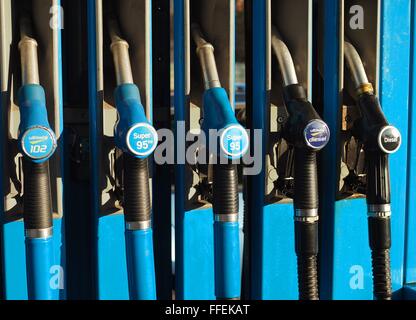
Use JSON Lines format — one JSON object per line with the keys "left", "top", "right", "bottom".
{"left": 26, "top": 237, "right": 57, "bottom": 300}
{"left": 125, "top": 229, "right": 156, "bottom": 300}
{"left": 405, "top": 0, "right": 416, "bottom": 289}
{"left": 87, "top": 0, "right": 100, "bottom": 297}
{"left": 320, "top": 0, "right": 340, "bottom": 300}
{"left": 379, "top": 0, "right": 411, "bottom": 298}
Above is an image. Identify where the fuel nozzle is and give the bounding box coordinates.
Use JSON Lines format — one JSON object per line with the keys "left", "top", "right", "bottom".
{"left": 17, "top": 6, "right": 57, "bottom": 300}
{"left": 192, "top": 23, "right": 248, "bottom": 300}
{"left": 344, "top": 40, "right": 401, "bottom": 300}
{"left": 107, "top": 10, "right": 157, "bottom": 300}
{"left": 272, "top": 25, "right": 330, "bottom": 300}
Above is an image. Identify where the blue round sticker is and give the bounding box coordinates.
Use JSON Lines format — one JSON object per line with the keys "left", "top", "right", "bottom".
{"left": 21, "top": 126, "right": 57, "bottom": 160}
{"left": 303, "top": 120, "right": 330, "bottom": 150}
{"left": 126, "top": 123, "right": 158, "bottom": 157}
{"left": 220, "top": 125, "right": 249, "bottom": 159}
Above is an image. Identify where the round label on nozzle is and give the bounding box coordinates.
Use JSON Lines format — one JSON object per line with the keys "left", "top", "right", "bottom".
{"left": 126, "top": 123, "right": 158, "bottom": 157}
{"left": 304, "top": 120, "right": 330, "bottom": 150}
{"left": 378, "top": 126, "right": 401, "bottom": 154}
{"left": 220, "top": 125, "right": 249, "bottom": 159}
{"left": 21, "top": 126, "right": 57, "bottom": 160}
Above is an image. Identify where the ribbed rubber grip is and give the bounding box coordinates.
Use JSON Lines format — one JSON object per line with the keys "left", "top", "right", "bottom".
{"left": 23, "top": 160, "right": 53, "bottom": 230}
{"left": 297, "top": 254, "right": 319, "bottom": 300}
{"left": 294, "top": 148, "right": 318, "bottom": 210}
{"left": 295, "top": 221, "right": 319, "bottom": 300}
{"left": 123, "top": 154, "right": 151, "bottom": 223}
{"left": 366, "top": 152, "right": 391, "bottom": 205}
{"left": 213, "top": 164, "right": 239, "bottom": 215}
{"left": 368, "top": 217, "right": 392, "bottom": 300}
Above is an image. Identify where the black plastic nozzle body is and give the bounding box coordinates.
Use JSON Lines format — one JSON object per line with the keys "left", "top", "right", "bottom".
{"left": 282, "top": 84, "right": 328, "bottom": 300}
{"left": 353, "top": 92, "right": 399, "bottom": 300}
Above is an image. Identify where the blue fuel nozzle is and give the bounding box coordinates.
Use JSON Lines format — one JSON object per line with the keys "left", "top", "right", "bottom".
{"left": 114, "top": 83, "right": 158, "bottom": 159}
{"left": 18, "top": 84, "right": 57, "bottom": 163}
{"left": 202, "top": 87, "right": 249, "bottom": 160}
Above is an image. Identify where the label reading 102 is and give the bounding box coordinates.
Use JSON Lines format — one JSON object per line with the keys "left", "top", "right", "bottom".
{"left": 21, "top": 127, "right": 56, "bottom": 160}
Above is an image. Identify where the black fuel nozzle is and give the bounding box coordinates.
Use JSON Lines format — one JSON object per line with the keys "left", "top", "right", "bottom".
{"left": 345, "top": 40, "right": 401, "bottom": 300}
{"left": 272, "top": 26, "right": 330, "bottom": 300}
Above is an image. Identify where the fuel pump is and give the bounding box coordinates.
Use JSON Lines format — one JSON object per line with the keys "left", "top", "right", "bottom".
{"left": 191, "top": 23, "right": 249, "bottom": 300}
{"left": 271, "top": 26, "right": 330, "bottom": 300}
{"left": 18, "top": 9, "right": 57, "bottom": 300}
{"left": 106, "top": 12, "right": 158, "bottom": 300}
{"left": 344, "top": 40, "right": 401, "bottom": 300}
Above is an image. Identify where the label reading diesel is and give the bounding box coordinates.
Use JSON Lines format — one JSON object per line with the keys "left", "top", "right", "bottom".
{"left": 127, "top": 123, "right": 158, "bottom": 157}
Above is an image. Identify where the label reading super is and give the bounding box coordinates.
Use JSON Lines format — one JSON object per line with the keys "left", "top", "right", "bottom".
{"left": 127, "top": 123, "right": 158, "bottom": 157}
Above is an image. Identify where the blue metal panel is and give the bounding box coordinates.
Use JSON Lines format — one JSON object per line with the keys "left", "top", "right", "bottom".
{"left": 320, "top": 0, "right": 411, "bottom": 300}
{"left": 260, "top": 204, "right": 297, "bottom": 300}
{"left": 405, "top": 0, "right": 416, "bottom": 288}
{"left": 379, "top": 0, "right": 411, "bottom": 297}
{"left": 3, "top": 219, "right": 65, "bottom": 300}
{"left": 96, "top": 214, "right": 129, "bottom": 300}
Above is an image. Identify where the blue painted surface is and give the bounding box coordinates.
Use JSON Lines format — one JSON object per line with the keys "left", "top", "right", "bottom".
{"left": 214, "top": 221, "right": 240, "bottom": 299}
{"left": 174, "top": 0, "right": 215, "bottom": 300}
{"left": 3, "top": 219, "right": 65, "bottom": 300}
{"left": 256, "top": 204, "right": 298, "bottom": 300}
{"left": 405, "top": 0, "right": 416, "bottom": 288}
{"left": 125, "top": 228, "right": 156, "bottom": 300}
{"left": 321, "top": 0, "right": 411, "bottom": 300}
{"left": 379, "top": 0, "right": 411, "bottom": 298}
{"left": 179, "top": 208, "right": 216, "bottom": 300}
{"left": 26, "top": 237, "right": 58, "bottom": 300}
{"left": 96, "top": 214, "right": 129, "bottom": 300}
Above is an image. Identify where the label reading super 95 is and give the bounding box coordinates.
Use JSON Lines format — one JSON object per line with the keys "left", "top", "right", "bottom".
{"left": 21, "top": 127, "right": 56, "bottom": 160}
{"left": 127, "top": 123, "right": 158, "bottom": 157}
{"left": 220, "top": 125, "right": 249, "bottom": 159}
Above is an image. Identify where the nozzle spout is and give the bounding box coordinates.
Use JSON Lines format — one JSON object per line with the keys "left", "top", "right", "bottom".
{"left": 191, "top": 23, "right": 221, "bottom": 90}
{"left": 344, "top": 40, "right": 373, "bottom": 95}
{"left": 19, "top": 11, "right": 39, "bottom": 85}
{"left": 107, "top": 14, "right": 134, "bottom": 85}
{"left": 271, "top": 25, "right": 298, "bottom": 86}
